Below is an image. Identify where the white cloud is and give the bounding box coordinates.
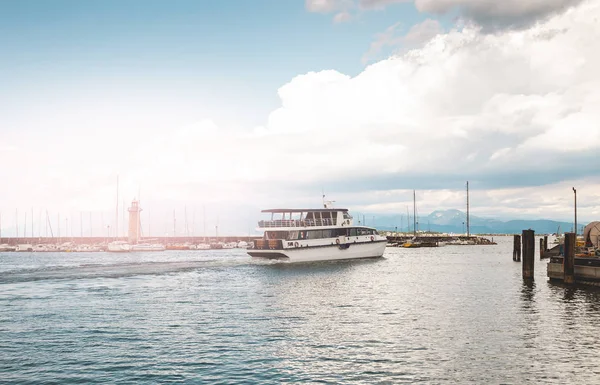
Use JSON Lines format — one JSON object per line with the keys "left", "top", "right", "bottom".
{"left": 361, "top": 17, "right": 444, "bottom": 62}
{"left": 312, "top": 0, "right": 583, "bottom": 29}
{"left": 333, "top": 10, "right": 353, "bottom": 23}
{"left": 1, "top": 0, "right": 599, "bottom": 233}
{"left": 359, "top": 0, "right": 411, "bottom": 9}
{"left": 305, "top": 0, "right": 353, "bottom": 13}
{"left": 415, "top": 0, "right": 583, "bottom": 29}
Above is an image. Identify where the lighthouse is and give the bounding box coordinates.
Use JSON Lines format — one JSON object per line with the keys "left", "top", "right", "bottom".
{"left": 128, "top": 199, "right": 142, "bottom": 244}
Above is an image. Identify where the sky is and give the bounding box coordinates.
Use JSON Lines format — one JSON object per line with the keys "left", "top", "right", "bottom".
{"left": 0, "top": 0, "right": 599, "bottom": 236}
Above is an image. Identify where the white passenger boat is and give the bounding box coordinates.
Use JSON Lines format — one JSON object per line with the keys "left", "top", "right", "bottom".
{"left": 107, "top": 241, "right": 131, "bottom": 252}
{"left": 248, "top": 208, "right": 387, "bottom": 262}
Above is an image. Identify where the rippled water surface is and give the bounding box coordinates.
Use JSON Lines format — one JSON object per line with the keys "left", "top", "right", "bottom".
{"left": 2, "top": 237, "right": 600, "bottom": 383}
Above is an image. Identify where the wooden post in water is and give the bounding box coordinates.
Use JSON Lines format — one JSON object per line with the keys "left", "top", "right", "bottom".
{"left": 564, "top": 232, "right": 576, "bottom": 284}
{"left": 522, "top": 230, "right": 535, "bottom": 279}
{"left": 543, "top": 235, "right": 548, "bottom": 253}
{"left": 539, "top": 238, "right": 544, "bottom": 258}
{"left": 513, "top": 234, "right": 521, "bottom": 261}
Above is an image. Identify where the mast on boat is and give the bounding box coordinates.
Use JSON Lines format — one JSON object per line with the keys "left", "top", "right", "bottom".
{"left": 46, "top": 210, "right": 54, "bottom": 238}
{"left": 173, "top": 209, "right": 176, "bottom": 237}
{"left": 466, "top": 181, "right": 470, "bottom": 237}
{"left": 115, "top": 176, "right": 119, "bottom": 241}
{"left": 413, "top": 190, "right": 417, "bottom": 238}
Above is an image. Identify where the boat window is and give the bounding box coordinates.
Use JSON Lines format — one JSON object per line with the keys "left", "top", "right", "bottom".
{"left": 288, "top": 231, "right": 299, "bottom": 240}
{"left": 322, "top": 229, "right": 333, "bottom": 238}
{"left": 334, "top": 228, "right": 346, "bottom": 237}
{"left": 343, "top": 212, "right": 352, "bottom": 220}
{"left": 266, "top": 231, "right": 288, "bottom": 239}
{"left": 349, "top": 228, "right": 357, "bottom": 236}
{"left": 306, "top": 230, "right": 322, "bottom": 239}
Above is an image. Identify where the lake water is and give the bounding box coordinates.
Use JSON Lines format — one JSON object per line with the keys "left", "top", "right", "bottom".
{"left": 2, "top": 237, "right": 600, "bottom": 383}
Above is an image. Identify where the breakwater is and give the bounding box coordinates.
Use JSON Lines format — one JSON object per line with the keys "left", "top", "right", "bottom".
{"left": 0, "top": 236, "right": 257, "bottom": 246}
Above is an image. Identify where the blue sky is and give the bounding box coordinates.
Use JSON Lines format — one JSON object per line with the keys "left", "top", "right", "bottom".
{"left": 0, "top": 0, "right": 599, "bottom": 236}
{"left": 1, "top": 0, "right": 428, "bottom": 128}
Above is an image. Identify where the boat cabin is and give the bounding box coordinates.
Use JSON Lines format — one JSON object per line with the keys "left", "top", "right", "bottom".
{"left": 257, "top": 209, "right": 353, "bottom": 229}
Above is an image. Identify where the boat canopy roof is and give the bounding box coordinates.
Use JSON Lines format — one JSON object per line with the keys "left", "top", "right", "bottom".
{"left": 261, "top": 208, "right": 348, "bottom": 213}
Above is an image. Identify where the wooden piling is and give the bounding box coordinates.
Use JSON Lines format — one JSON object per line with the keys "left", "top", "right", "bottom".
{"left": 539, "top": 238, "right": 544, "bottom": 258}
{"left": 522, "top": 230, "right": 535, "bottom": 279}
{"left": 564, "top": 232, "right": 576, "bottom": 284}
{"left": 513, "top": 234, "right": 521, "bottom": 262}
{"left": 543, "top": 235, "right": 548, "bottom": 252}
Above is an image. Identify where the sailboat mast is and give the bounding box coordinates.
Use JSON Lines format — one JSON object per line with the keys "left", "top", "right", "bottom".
{"left": 466, "top": 181, "right": 470, "bottom": 237}
{"left": 185, "top": 206, "right": 189, "bottom": 237}
{"left": 173, "top": 209, "right": 176, "bottom": 237}
{"left": 122, "top": 200, "right": 125, "bottom": 238}
{"left": 137, "top": 186, "right": 141, "bottom": 243}
{"left": 115, "top": 176, "right": 119, "bottom": 241}
{"left": 413, "top": 190, "right": 416, "bottom": 237}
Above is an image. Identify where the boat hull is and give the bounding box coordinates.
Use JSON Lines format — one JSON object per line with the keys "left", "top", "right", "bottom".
{"left": 248, "top": 240, "right": 386, "bottom": 263}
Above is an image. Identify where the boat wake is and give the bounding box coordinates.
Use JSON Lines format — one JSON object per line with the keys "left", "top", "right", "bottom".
{"left": 0, "top": 258, "right": 274, "bottom": 284}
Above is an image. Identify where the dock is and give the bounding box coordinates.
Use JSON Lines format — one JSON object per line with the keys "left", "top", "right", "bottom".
{"left": 386, "top": 235, "right": 497, "bottom": 247}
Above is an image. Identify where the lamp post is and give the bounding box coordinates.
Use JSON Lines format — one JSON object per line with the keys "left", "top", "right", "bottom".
{"left": 573, "top": 187, "right": 577, "bottom": 237}
{"left": 462, "top": 221, "right": 465, "bottom": 235}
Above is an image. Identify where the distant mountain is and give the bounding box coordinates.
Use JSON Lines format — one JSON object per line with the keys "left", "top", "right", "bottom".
{"left": 362, "top": 209, "right": 574, "bottom": 234}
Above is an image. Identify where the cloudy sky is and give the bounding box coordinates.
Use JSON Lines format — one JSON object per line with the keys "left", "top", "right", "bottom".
{"left": 1, "top": 0, "right": 599, "bottom": 236}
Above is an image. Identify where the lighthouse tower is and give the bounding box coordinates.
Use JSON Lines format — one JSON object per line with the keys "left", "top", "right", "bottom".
{"left": 128, "top": 199, "right": 142, "bottom": 244}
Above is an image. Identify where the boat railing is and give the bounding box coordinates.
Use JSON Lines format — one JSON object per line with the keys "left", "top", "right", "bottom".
{"left": 258, "top": 219, "right": 336, "bottom": 228}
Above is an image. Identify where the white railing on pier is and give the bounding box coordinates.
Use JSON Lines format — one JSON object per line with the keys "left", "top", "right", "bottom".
{"left": 258, "top": 219, "right": 336, "bottom": 228}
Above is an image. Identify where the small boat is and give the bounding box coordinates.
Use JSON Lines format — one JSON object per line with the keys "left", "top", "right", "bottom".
{"left": 248, "top": 206, "right": 387, "bottom": 263}
{"left": 403, "top": 241, "right": 422, "bottom": 248}
{"left": 33, "top": 244, "right": 48, "bottom": 252}
{"left": 76, "top": 244, "right": 101, "bottom": 252}
{"left": 15, "top": 244, "right": 34, "bottom": 252}
{"left": 0, "top": 244, "right": 15, "bottom": 252}
{"left": 195, "top": 243, "right": 211, "bottom": 250}
{"left": 166, "top": 244, "right": 190, "bottom": 250}
{"left": 131, "top": 243, "right": 165, "bottom": 252}
{"left": 237, "top": 241, "right": 250, "bottom": 249}
{"left": 107, "top": 241, "right": 131, "bottom": 252}
{"left": 222, "top": 242, "right": 236, "bottom": 249}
